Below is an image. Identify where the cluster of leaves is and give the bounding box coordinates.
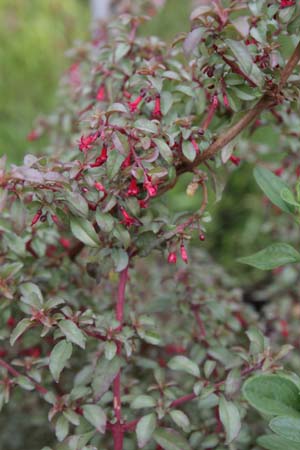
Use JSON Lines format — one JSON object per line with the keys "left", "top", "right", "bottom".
{"left": 1, "top": 1, "right": 300, "bottom": 449}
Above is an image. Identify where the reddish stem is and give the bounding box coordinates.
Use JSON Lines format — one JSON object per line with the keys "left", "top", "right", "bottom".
{"left": 112, "top": 266, "right": 129, "bottom": 450}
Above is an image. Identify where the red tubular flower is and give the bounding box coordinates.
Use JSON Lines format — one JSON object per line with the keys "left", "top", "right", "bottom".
{"left": 94, "top": 182, "right": 106, "bottom": 193}
{"left": 7, "top": 317, "right": 15, "bottom": 328}
{"left": 229, "top": 155, "right": 241, "bottom": 166}
{"left": 127, "top": 178, "right": 139, "bottom": 196}
{"left": 280, "top": 319, "right": 289, "bottom": 338}
{"left": 165, "top": 344, "right": 186, "bottom": 354}
{"left": 78, "top": 132, "right": 99, "bottom": 152}
{"left": 31, "top": 209, "right": 42, "bottom": 226}
{"left": 96, "top": 85, "right": 106, "bottom": 101}
{"left": 223, "top": 93, "right": 230, "bottom": 109}
{"left": 59, "top": 237, "right": 71, "bottom": 249}
{"left": 121, "top": 153, "right": 131, "bottom": 169}
{"left": 90, "top": 146, "right": 108, "bottom": 167}
{"left": 128, "top": 95, "right": 143, "bottom": 113}
{"left": 280, "top": 0, "right": 295, "bottom": 8}
{"left": 51, "top": 214, "right": 59, "bottom": 225}
{"left": 274, "top": 167, "right": 284, "bottom": 177}
{"left": 120, "top": 207, "right": 136, "bottom": 227}
{"left": 152, "top": 95, "right": 162, "bottom": 119}
{"left": 180, "top": 244, "right": 188, "bottom": 264}
{"left": 139, "top": 199, "right": 148, "bottom": 209}
{"left": 168, "top": 251, "right": 177, "bottom": 264}
{"left": 27, "top": 130, "right": 39, "bottom": 141}
{"left": 144, "top": 176, "right": 158, "bottom": 197}
{"left": 199, "top": 233, "right": 205, "bottom": 241}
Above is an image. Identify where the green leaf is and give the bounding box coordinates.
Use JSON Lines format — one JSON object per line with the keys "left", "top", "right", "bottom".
{"left": 58, "top": 320, "right": 86, "bottom": 349}
{"left": 70, "top": 217, "right": 99, "bottom": 248}
{"left": 55, "top": 415, "right": 69, "bottom": 442}
{"left": 104, "top": 341, "right": 117, "bottom": 361}
{"left": 225, "top": 39, "right": 264, "bottom": 88}
{"left": 20, "top": 282, "right": 43, "bottom": 309}
{"left": 134, "top": 119, "right": 158, "bottom": 134}
{"left": 82, "top": 404, "right": 107, "bottom": 434}
{"left": 238, "top": 243, "right": 300, "bottom": 270}
{"left": 115, "top": 43, "right": 130, "bottom": 62}
{"left": 65, "top": 191, "right": 89, "bottom": 218}
{"left": 131, "top": 395, "right": 156, "bottom": 409}
{"left": 182, "top": 141, "right": 196, "bottom": 162}
{"left": 10, "top": 318, "right": 32, "bottom": 346}
{"left": 254, "top": 166, "right": 294, "bottom": 214}
{"left": 169, "top": 410, "right": 190, "bottom": 432}
{"left": 49, "top": 340, "right": 73, "bottom": 382}
{"left": 258, "top": 434, "right": 300, "bottom": 450}
{"left": 106, "top": 149, "right": 125, "bottom": 180}
{"left": 242, "top": 375, "right": 300, "bottom": 417}
{"left": 270, "top": 416, "right": 300, "bottom": 442}
{"left": 95, "top": 210, "right": 114, "bottom": 233}
{"left": 153, "top": 138, "right": 173, "bottom": 164}
{"left": 219, "top": 396, "right": 241, "bottom": 443}
{"left": 136, "top": 413, "right": 157, "bottom": 448}
{"left": 112, "top": 248, "right": 129, "bottom": 272}
{"left": 92, "top": 357, "right": 122, "bottom": 400}
{"left": 153, "top": 428, "right": 192, "bottom": 450}
{"left": 281, "top": 188, "right": 300, "bottom": 207}
{"left": 167, "top": 356, "right": 200, "bottom": 377}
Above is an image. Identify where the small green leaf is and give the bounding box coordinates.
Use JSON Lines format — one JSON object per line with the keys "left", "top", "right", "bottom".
{"left": 135, "top": 119, "right": 158, "bottom": 134}
{"left": 55, "top": 415, "right": 69, "bottom": 442}
{"left": 49, "top": 340, "right": 73, "bottom": 382}
{"left": 104, "top": 341, "right": 117, "bottom": 361}
{"left": 131, "top": 395, "right": 156, "bottom": 409}
{"left": 153, "top": 428, "right": 192, "bottom": 450}
{"left": 270, "top": 416, "right": 300, "bottom": 442}
{"left": 92, "top": 357, "right": 122, "bottom": 399}
{"left": 10, "top": 318, "right": 32, "bottom": 346}
{"left": 153, "top": 138, "right": 173, "bottom": 164}
{"left": 58, "top": 320, "right": 86, "bottom": 349}
{"left": 281, "top": 188, "right": 300, "bottom": 207}
{"left": 170, "top": 410, "right": 190, "bottom": 432}
{"left": 95, "top": 210, "right": 114, "bottom": 233}
{"left": 243, "top": 375, "right": 300, "bottom": 417}
{"left": 219, "top": 396, "right": 241, "bottom": 443}
{"left": 254, "top": 166, "right": 294, "bottom": 214}
{"left": 238, "top": 243, "right": 300, "bottom": 270}
{"left": 136, "top": 413, "right": 157, "bottom": 448}
{"left": 106, "top": 149, "right": 125, "bottom": 180}
{"left": 258, "top": 434, "right": 300, "bottom": 450}
{"left": 20, "top": 282, "right": 43, "bottom": 308}
{"left": 65, "top": 191, "right": 89, "bottom": 218}
{"left": 112, "top": 248, "right": 129, "bottom": 272}
{"left": 182, "top": 141, "right": 196, "bottom": 162}
{"left": 226, "top": 39, "right": 264, "bottom": 88}
{"left": 70, "top": 217, "right": 99, "bottom": 248}
{"left": 82, "top": 404, "right": 107, "bottom": 434}
{"left": 167, "top": 356, "right": 200, "bottom": 377}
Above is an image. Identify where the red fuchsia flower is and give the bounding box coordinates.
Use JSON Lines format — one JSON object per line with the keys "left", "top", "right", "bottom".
{"left": 280, "top": 319, "right": 289, "bottom": 338}
{"left": 0, "top": 348, "right": 7, "bottom": 358}
{"left": 22, "top": 347, "right": 41, "bottom": 358}
{"left": 121, "top": 153, "right": 131, "bottom": 169}
{"left": 165, "top": 344, "right": 186, "bottom": 354}
{"left": 51, "top": 214, "right": 59, "bottom": 225}
{"left": 222, "top": 93, "right": 230, "bottom": 109}
{"left": 46, "top": 245, "right": 57, "bottom": 258}
{"left": 27, "top": 129, "right": 39, "bottom": 141}
{"left": 229, "top": 155, "right": 241, "bottom": 166}
{"left": 78, "top": 132, "right": 99, "bottom": 152}
{"left": 120, "top": 207, "right": 136, "bottom": 227}
{"left": 139, "top": 199, "right": 148, "bottom": 209}
{"left": 128, "top": 94, "right": 145, "bottom": 113}
{"left": 94, "top": 182, "right": 106, "bottom": 193}
{"left": 127, "top": 178, "right": 139, "bottom": 196}
{"left": 90, "top": 146, "right": 108, "bottom": 167}
{"left": 280, "top": 0, "right": 295, "bottom": 8}
{"left": 7, "top": 317, "right": 15, "bottom": 328}
{"left": 168, "top": 251, "right": 177, "bottom": 264}
{"left": 59, "top": 237, "right": 71, "bottom": 249}
{"left": 199, "top": 233, "right": 205, "bottom": 241}
{"left": 274, "top": 167, "right": 284, "bottom": 177}
{"left": 96, "top": 85, "right": 106, "bottom": 101}
{"left": 144, "top": 176, "right": 158, "bottom": 197}
{"left": 152, "top": 95, "right": 162, "bottom": 119}
{"left": 180, "top": 244, "right": 188, "bottom": 264}
{"left": 31, "top": 209, "right": 42, "bottom": 226}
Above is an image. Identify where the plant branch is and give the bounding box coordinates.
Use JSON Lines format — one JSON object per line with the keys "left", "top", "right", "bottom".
{"left": 112, "top": 266, "right": 129, "bottom": 450}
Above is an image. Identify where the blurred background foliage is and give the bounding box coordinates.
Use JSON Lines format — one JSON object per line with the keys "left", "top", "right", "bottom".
{"left": 0, "top": 0, "right": 275, "bottom": 290}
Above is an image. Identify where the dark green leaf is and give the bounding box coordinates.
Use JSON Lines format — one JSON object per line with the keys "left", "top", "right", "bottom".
{"left": 219, "top": 396, "right": 241, "bottom": 443}
{"left": 70, "top": 217, "right": 99, "bottom": 248}
{"left": 153, "top": 428, "right": 192, "bottom": 450}
{"left": 238, "top": 243, "right": 300, "bottom": 270}
{"left": 82, "top": 404, "right": 106, "bottom": 434}
{"left": 258, "top": 434, "right": 300, "bottom": 450}
{"left": 58, "top": 320, "right": 86, "bottom": 349}
{"left": 270, "top": 416, "right": 300, "bottom": 442}
{"left": 136, "top": 413, "right": 157, "bottom": 448}
{"left": 49, "top": 340, "right": 73, "bottom": 382}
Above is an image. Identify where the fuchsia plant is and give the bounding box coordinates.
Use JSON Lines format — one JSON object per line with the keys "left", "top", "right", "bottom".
{"left": 2, "top": 1, "right": 300, "bottom": 449}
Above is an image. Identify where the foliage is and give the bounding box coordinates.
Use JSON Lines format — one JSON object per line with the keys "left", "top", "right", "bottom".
{"left": 1, "top": 1, "right": 300, "bottom": 449}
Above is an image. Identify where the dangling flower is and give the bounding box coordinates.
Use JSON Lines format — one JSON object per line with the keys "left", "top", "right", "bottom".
{"left": 31, "top": 209, "right": 42, "bottom": 226}
{"left": 128, "top": 91, "right": 146, "bottom": 113}
{"left": 94, "top": 182, "right": 106, "bottom": 193}
{"left": 168, "top": 252, "right": 177, "bottom": 264}
{"left": 152, "top": 95, "right": 162, "bottom": 119}
{"left": 59, "top": 237, "right": 71, "bottom": 249}
{"left": 127, "top": 178, "right": 139, "bottom": 196}
{"left": 120, "top": 207, "right": 136, "bottom": 227}
{"left": 96, "top": 85, "right": 106, "bottom": 101}
{"left": 229, "top": 155, "right": 241, "bottom": 166}
{"left": 27, "top": 129, "right": 39, "bottom": 141}
{"left": 274, "top": 167, "right": 284, "bottom": 177}
{"left": 144, "top": 175, "right": 158, "bottom": 197}
{"left": 90, "top": 146, "right": 108, "bottom": 167}
{"left": 78, "top": 132, "right": 99, "bottom": 152}
{"left": 180, "top": 243, "right": 188, "bottom": 264}
{"left": 121, "top": 153, "right": 131, "bottom": 169}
